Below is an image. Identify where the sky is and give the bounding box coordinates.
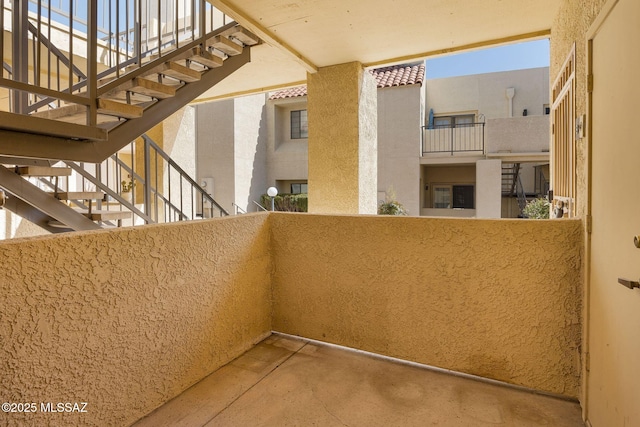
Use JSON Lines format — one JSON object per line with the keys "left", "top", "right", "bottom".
{"left": 425, "top": 39, "right": 550, "bottom": 79}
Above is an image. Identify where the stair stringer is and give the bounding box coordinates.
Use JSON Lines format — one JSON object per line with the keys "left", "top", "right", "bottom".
{"left": 2, "top": 195, "right": 74, "bottom": 234}
{"left": 0, "top": 165, "right": 100, "bottom": 231}
{"left": 0, "top": 45, "right": 251, "bottom": 163}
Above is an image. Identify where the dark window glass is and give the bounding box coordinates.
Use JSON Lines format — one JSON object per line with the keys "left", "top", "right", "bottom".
{"left": 291, "top": 110, "right": 308, "bottom": 139}
{"left": 452, "top": 185, "right": 474, "bottom": 209}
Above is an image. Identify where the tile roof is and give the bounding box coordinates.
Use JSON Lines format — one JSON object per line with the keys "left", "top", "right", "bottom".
{"left": 269, "top": 85, "right": 309, "bottom": 100}
{"left": 269, "top": 63, "right": 425, "bottom": 100}
{"left": 372, "top": 63, "right": 425, "bottom": 88}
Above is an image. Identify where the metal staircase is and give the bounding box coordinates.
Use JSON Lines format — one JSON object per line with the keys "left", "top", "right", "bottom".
{"left": 0, "top": 134, "right": 227, "bottom": 234}
{"left": 0, "top": 0, "right": 259, "bottom": 162}
{"left": 502, "top": 163, "right": 528, "bottom": 217}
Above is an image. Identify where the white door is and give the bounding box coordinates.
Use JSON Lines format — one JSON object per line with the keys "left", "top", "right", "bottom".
{"left": 588, "top": 0, "right": 640, "bottom": 425}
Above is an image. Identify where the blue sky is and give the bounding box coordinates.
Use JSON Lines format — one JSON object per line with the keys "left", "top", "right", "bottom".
{"left": 425, "top": 39, "right": 550, "bottom": 79}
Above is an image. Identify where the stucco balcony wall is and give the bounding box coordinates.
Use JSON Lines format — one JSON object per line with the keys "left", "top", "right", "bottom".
{"left": 485, "top": 115, "right": 551, "bottom": 153}
{"left": 0, "top": 214, "right": 273, "bottom": 427}
{"left": 272, "top": 214, "right": 582, "bottom": 398}
{"left": 1, "top": 213, "right": 582, "bottom": 426}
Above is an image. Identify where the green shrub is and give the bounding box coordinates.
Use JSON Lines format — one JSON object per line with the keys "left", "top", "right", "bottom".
{"left": 260, "top": 193, "right": 308, "bottom": 212}
{"left": 378, "top": 200, "right": 408, "bottom": 216}
{"left": 523, "top": 197, "right": 550, "bottom": 219}
{"left": 378, "top": 187, "right": 408, "bottom": 216}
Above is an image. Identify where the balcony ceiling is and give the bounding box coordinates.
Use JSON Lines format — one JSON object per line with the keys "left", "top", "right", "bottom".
{"left": 198, "top": 0, "right": 559, "bottom": 101}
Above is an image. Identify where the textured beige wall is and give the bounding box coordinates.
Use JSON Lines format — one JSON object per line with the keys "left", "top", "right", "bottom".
{"left": 0, "top": 214, "right": 272, "bottom": 426}
{"left": 271, "top": 214, "right": 582, "bottom": 397}
{"left": 551, "top": 0, "right": 607, "bottom": 219}
{"left": 307, "top": 62, "right": 377, "bottom": 214}
{"left": 377, "top": 85, "right": 422, "bottom": 215}
{"left": 485, "top": 116, "right": 550, "bottom": 154}
{"left": 426, "top": 67, "right": 550, "bottom": 120}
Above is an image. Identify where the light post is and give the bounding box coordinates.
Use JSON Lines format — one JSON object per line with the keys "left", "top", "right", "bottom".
{"left": 267, "top": 187, "right": 278, "bottom": 211}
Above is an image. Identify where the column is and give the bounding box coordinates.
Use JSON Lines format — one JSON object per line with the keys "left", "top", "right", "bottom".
{"left": 307, "top": 62, "right": 377, "bottom": 214}
{"left": 476, "top": 159, "right": 502, "bottom": 218}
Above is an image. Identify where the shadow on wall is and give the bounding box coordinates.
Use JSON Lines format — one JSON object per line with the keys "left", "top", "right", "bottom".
{"left": 247, "top": 99, "right": 269, "bottom": 212}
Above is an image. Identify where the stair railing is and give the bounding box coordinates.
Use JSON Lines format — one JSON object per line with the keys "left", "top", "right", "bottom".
{"left": 253, "top": 200, "right": 268, "bottom": 212}
{"left": 1, "top": 0, "right": 233, "bottom": 120}
{"left": 515, "top": 175, "right": 528, "bottom": 217}
{"left": 64, "top": 133, "right": 227, "bottom": 227}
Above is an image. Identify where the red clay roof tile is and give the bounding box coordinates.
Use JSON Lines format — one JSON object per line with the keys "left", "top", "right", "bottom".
{"left": 269, "top": 62, "right": 425, "bottom": 100}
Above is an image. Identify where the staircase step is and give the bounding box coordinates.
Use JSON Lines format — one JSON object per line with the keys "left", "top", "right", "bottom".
{"left": 230, "top": 26, "right": 260, "bottom": 46}
{"left": 209, "top": 35, "right": 243, "bottom": 56}
{"left": 16, "top": 166, "right": 72, "bottom": 177}
{"left": 85, "top": 210, "right": 132, "bottom": 222}
{"left": 109, "top": 78, "right": 177, "bottom": 100}
{"left": 54, "top": 191, "right": 104, "bottom": 201}
{"left": 190, "top": 47, "right": 224, "bottom": 68}
{"left": 129, "top": 78, "right": 177, "bottom": 99}
{"left": 159, "top": 62, "right": 202, "bottom": 83}
{"left": 97, "top": 99, "right": 144, "bottom": 119}
{"left": 31, "top": 104, "right": 86, "bottom": 120}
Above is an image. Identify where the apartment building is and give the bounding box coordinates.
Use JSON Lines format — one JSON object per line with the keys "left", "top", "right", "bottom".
{"left": 195, "top": 66, "right": 549, "bottom": 218}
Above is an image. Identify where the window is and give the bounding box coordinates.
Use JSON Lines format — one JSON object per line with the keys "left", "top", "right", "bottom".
{"left": 452, "top": 185, "right": 474, "bottom": 209}
{"left": 434, "top": 114, "right": 475, "bottom": 128}
{"left": 290, "top": 110, "right": 308, "bottom": 139}
{"left": 290, "top": 183, "right": 308, "bottom": 194}
{"left": 433, "top": 185, "right": 474, "bottom": 209}
{"left": 433, "top": 186, "right": 451, "bottom": 208}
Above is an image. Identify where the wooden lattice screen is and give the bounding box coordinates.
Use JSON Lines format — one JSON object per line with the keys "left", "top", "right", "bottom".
{"left": 551, "top": 44, "right": 576, "bottom": 217}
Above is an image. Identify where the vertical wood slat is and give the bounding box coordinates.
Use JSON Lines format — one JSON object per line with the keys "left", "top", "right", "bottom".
{"left": 551, "top": 44, "right": 576, "bottom": 217}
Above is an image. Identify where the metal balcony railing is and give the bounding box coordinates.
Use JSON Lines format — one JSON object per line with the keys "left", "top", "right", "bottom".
{"left": 422, "top": 122, "right": 485, "bottom": 155}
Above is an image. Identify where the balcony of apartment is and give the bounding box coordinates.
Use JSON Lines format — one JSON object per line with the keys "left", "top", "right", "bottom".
{"left": 1, "top": 213, "right": 583, "bottom": 426}
{"left": 422, "top": 122, "right": 485, "bottom": 158}
{"left": 421, "top": 115, "right": 550, "bottom": 164}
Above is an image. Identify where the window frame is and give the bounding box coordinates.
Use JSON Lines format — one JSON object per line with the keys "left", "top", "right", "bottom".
{"left": 290, "top": 109, "right": 308, "bottom": 139}
{"left": 432, "top": 184, "right": 475, "bottom": 209}
{"left": 290, "top": 183, "right": 308, "bottom": 194}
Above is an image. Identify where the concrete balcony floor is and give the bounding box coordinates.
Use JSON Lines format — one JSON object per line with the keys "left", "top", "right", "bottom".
{"left": 133, "top": 334, "right": 584, "bottom": 427}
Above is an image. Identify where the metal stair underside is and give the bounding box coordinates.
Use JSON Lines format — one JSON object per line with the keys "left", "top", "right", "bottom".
{"left": 0, "top": 165, "right": 102, "bottom": 232}
{"left": 0, "top": 25, "right": 257, "bottom": 163}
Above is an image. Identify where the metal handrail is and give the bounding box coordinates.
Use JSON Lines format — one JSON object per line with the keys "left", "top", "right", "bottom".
{"left": 422, "top": 122, "right": 485, "bottom": 155}
{"left": 253, "top": 200, "right": 268, "bottom": 212}
{"left": 142, "top": 135, "right": 228, "bottom": 216}
{"left": 59, "top": 133, "right": 227, "bottom": 227}
{"left": 1, "top": 0, "right": 232, "bottom": 119}
{"left": 232, "top": 202, "right": 246, "bottom": 215}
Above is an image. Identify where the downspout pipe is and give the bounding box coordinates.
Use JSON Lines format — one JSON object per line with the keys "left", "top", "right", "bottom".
{"left": 506, "top": 87, "right": 515, "bottom": 118}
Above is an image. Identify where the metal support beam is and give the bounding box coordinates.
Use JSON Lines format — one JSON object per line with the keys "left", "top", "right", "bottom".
{"left": 2, "top": 195, "right": 74, "bottom": 233}
{"left": 0, "top": 165, "right": 100, "bottom": 231}
{"left": 11, "top": 0, "right": 30, "bottom": 113}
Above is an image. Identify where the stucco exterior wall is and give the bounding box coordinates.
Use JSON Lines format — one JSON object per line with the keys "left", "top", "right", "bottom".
{"left": 0, "top": 214, "right": 272, "bottom": 426}
{"left": 233, "top": 94, "right": 268, "bottom": 211}
{"left": 271, "top": 214, "right": 582, "bottom": 397}
{"left": 426, "top": 67, "right": 550, "bottom": 120}
{"left": 267, "top": 97, "right": 309, "bottom": 189}
{"left": 485, "top": 115, "right": 550, "bottom": 153}
{"left": 307, "top": 62, "right": 377, "bottom": 214}
{"left": 196, "top": 100, "right": 236, "bottom": 212}
{"left": 377, "top": 85, "right": 422, "bottom": 215}
{"left": 475, "top": 159, "right": 502, "bottom": 218}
